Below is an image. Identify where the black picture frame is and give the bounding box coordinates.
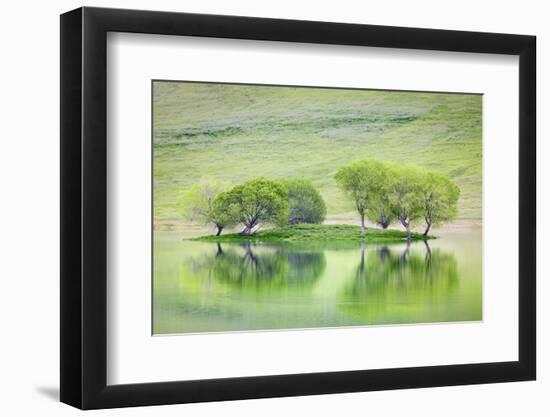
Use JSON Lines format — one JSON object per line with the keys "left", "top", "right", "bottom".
{"left": 60, "top": 6, "right": 536, "bottom": 410}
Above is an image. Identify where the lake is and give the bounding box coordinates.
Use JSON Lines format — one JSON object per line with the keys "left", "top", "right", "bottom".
{"left": 153, "top": 231, "right": 482, "bottom": 334}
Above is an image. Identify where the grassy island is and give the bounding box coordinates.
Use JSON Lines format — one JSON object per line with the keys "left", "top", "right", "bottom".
{"left": 192, "top": 224, "right": 434, "bottom": 244}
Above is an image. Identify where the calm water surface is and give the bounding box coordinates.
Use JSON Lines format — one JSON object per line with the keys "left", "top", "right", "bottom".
{"left": 153, "top": 232, "right": 482, "bottom": 334}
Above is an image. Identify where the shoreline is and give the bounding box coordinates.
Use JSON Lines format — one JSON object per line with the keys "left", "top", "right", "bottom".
{"left": 191, "top": 224, "right": 434, "bottom": 245}
{"left": 153, "top": 218, "right": 482, "bottom": 240}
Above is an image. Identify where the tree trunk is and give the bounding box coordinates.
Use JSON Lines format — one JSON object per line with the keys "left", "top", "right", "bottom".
{"left": 241, "top": 220, "right": 257, "bottom": 236}
{"left": 360, "top": 213, "right": 366, "bottom": 237}
{"left": 423, "top": 216, "right": 431, "bottom": 236}
{"left": 400, "top": 215, "right": 412, "bottom": 241}
{"left": 215, "top": 225, "right": 223, "bottom": 236}
{"left": 423, "top": 221, "right": 431, "bottom": 236}
{"left": 379, "top": 212, "right": 390, "bottom": 229}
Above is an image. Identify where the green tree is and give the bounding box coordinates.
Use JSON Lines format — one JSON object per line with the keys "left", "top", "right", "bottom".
{"left": 367, "top": 195, "right": 393, "bottom": 229}
{"left": 335, "top": 159, "right": 391, "bottom": 236}
{"left": 210, "top": 190, "right": 241, "bottom": 235}
{"left": 217, "top": 178, "right": 288, "bottom": 235}
{"left": 420, "top": 172, "right": 460, "bottom": 236}
{"left": 387, "top": 166, "right": 425, "bottom": 240}
{"left": 179, "top": 177, "right": 236, "bottom": 235}
{"left": 283, "top": 179, "right": 326, "bottom": 224}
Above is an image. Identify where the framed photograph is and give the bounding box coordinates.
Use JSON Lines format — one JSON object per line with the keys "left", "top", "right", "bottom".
{"left": 60, "top": 6, "right": 536, "bottom": 409}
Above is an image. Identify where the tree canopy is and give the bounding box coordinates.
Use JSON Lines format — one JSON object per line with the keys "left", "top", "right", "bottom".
{"left": 335, "top": 159, "right": 459, "bottom": 239}
{"left": 283, "top": 179, "right": 326, "bottom": 224}
{"left": 335, "top": 159, "right": 392, "bottom": 236}
{"left": 215, "top": 177, "right": 288, "bottom": 235}
{"left": 387, "top": 165, "right": 426, "bottom": 239}
{"left": 182, "top": 161, "right": 459, "bottom": 239}
{"left": 420, "top": 172, "right": 460, "bottom": 235}
{"left": 179, "top": 177, "right": 236, "bottom": 235}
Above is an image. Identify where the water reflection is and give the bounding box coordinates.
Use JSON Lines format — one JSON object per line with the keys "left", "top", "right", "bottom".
{"left": 355, "top": 241, "right": 457, "bottom": 288}
{"left": 154, "top": 235, "right": 481, "bottom": 334}
{"left": 341, "top": 241, "right": 460, "bottom": 320}
{"left": 197, "top": 243, "right": 326, "bottom": 291}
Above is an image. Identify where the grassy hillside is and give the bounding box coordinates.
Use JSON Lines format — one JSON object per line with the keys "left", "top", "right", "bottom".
{"left": 153, "top": 82, "right": 482, "bottom": 229}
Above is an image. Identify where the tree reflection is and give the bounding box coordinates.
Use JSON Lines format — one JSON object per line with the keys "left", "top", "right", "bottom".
{"left": 209, "top": 242, "right": 326, "bottom": 291}
{"left": 343, "top": 241, "right": 459, "bottom": 310}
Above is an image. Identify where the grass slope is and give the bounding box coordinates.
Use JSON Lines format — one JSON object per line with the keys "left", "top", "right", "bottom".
{"left": 153, "top": 82, "right": 482, "bottom": 229}
{"left": 193, "top": 224, "right": 432, "bottom": 244}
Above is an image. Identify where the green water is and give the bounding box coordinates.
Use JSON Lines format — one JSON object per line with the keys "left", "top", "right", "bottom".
{"left": 153, "top": 232, "right": 482, "bottom": 334}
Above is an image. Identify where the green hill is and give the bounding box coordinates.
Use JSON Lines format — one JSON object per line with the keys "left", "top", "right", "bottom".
{"left": 153, "top": 82, "right": 482, "bottom": 228}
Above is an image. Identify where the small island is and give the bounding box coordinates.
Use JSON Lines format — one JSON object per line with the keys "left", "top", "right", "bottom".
{"left": 194, "top": 224, "right": 432, "bottom": 244}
